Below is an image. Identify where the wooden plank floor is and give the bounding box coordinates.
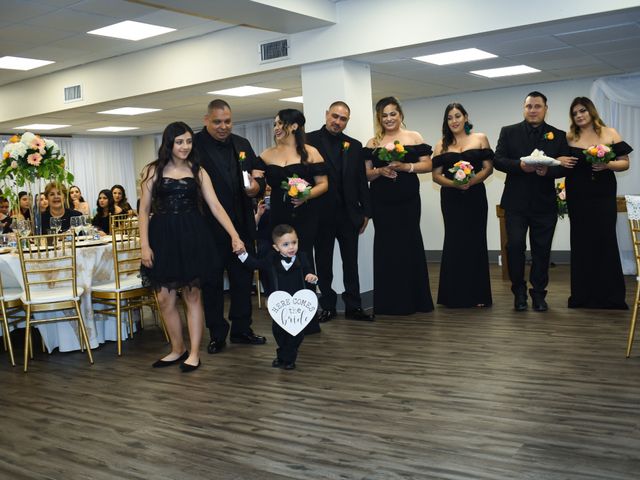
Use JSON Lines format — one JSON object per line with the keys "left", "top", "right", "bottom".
{"left": 1, "top": 264, "right": 639, "bottom": 480}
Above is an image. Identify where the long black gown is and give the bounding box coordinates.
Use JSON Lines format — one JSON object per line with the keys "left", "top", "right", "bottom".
{"left": 363, "top": 144, "right": 434, "bottom": 315}
{"left": 141, "top": 177, "right": 217, "bottom": 291}
{"left": 432, "top": 149, "right": 493, "bottom": 307}
{"left": 566, "top": 141, "right": 633, "bottom": 309}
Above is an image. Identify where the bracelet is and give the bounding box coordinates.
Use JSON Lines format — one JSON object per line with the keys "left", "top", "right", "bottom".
{"left": 409, "top": 163, "right": 415, "bottom": 173}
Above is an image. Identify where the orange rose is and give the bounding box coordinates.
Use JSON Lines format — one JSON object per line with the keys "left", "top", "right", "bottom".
{"left": 395, "top": 143, "right": 405, "bottom": 153}
{"left": 588, "top": 147, "right": 598, "bottom": 156}
{"left": 238, "top": 151, "right": 246, "bottom": 161}
{"left": 288, "top": 186, "right": 299, "bottom": 197}
{"left": 545, "top": 132, "right": 554, "bottom": 140}
{"left": 463, "top": 168, "right": 471, "bottom": 175}
{"left": 2, "top": 152, "right": 9, "bottom": 160}
{"left": 9, "top": 135, "right": 19, "bottom": 143}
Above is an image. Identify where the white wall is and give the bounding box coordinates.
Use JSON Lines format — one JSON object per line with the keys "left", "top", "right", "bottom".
{"left": 401, "top": 77, "right": 596, "bottom": 251}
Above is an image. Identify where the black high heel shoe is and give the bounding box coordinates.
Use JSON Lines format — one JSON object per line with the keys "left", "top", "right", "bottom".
{"left": 152, "top": 351, "right": 188, "bottom": 368}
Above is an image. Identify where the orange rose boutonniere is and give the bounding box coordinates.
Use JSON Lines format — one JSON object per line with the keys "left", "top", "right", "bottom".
{"left": 544, "top": 132, "right": 554, "bottom": 140}
{"left": 238, "top": 151, "right": 246, "bottom": 163}
{"left": 342, "top": 141, "right": 350, "bottom": 151}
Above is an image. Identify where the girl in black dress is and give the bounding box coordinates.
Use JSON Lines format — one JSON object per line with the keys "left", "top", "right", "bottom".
{"left": 140, "top": 122, "right": 245, "bottom": 372}
{"left": 431, "top": 103, "right": 493, "bottom": 308}
{"left": 363, "top": 97, "right": 434, "bottom": 315}
{"left": 255, "top": 109, "right": 328, "bottom": 333}
{"left": 562, "top": 97, "right": 632, "bottom": 309}
{"left": 91, "top": 189, "right": 121, "bottom": 235}
{"left": 111, "top": 184, "right": 136, "bottom": 216}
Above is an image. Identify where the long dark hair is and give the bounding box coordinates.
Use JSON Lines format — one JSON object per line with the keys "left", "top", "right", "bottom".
{"left": 141, "top": 121, "right": 202, "bottom": 208}
{"left": 96, "top": 189, "right": 116, "bottom": 217}
{"left": 568, "top": 96, "right": 606, "bottom": 141}
{"left": 69, "top": 185, "right": 86, "bottom": 204}
{"left": 276, "top": 109, "right": 308, "bottom": 164}
{"left": 442, "top": 103, "right": 473, "bottom": 152}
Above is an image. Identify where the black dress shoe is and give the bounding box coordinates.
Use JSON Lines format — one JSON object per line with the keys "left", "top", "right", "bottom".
{"left": 318, "top": 309, "right": 337, "bottom": 323}
{"left": 532, "top": 298, "right": 548, "bottom": 312}
{"left": 152, "top": 350, "right": 188, "bottom": 368}
{"left": 345, "top": 308, "right": 375, "bottom": 321}
{"left": 230, "top": 332, "right": 267, "bottom": 345}
{"left": 283, "top": 362, "right": 296, "bottom": 370}
{"left": 180, "top": 360, "right": 201, "bottom": 373}
{"left": 207, "top": 340, "right": 226, "bottom": 354}
{"left": 304, "top": 323, "right": 321, "bottom": 335}
{"left": 272, "top": 358, "right": 283, "bottom": 368}
{"left": 514, "top": 295, "right": 528, "bottom": 311}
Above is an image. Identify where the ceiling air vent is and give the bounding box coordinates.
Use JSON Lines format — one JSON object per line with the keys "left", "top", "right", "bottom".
{"left": 63, "top": 84, "right": 83, "bottom": 103}
{"left": 260, "top": 38, "right": 289, "bottom": 63}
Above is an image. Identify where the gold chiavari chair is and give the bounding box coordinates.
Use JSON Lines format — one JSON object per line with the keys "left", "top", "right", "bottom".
{"left": 625, "top": 195, "right": 640, "bottom": 358}
{"left": 92, "top": 216, "right": 166, "bottom": 355}
{"left": 0, "top": 272, "right": 23, "bottom": 366}
{"left": 17, "top": 233, "right": 93, "bottom": 372}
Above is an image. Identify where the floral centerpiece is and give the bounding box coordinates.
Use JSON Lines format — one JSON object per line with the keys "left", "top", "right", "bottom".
{"left": 1, "top": 132, "right": 73, "bottom": 203}
{"left": 556, "top": 181, "right": 568, "bottom": 219}
{"left": 448, "top": 160, "right": 476, "bottom": 185}
{"left": 280, "top": 174, "right": 312, "bottom": 201}
{"left": 583, "top": 144, "right": 616, "bottom": 165}
{"left": 377, "top": 140, "right": 407, "bottom": 163}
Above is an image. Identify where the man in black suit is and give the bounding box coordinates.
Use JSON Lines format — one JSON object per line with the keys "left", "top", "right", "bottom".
{"left": 193, "top": 99, "right": 267, "bottom": 353}
{"left": 306, "top": 101, "right": 373, "bottom": 322}
{"left": 494, "top": 91, "right": 570, "bottom": 312}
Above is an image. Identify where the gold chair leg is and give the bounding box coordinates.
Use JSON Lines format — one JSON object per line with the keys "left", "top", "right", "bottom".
{"left": 625, "top": 282, "right": 640, "bottom": 357}
{"left": 116, "top": 294, "right": 122, "bottom": 356}
{"left": 1, "top": 303, "right": 15, "bottom": 366}
{"left": 127, "top": 301, "right": 134, "bottom": 339}
{"left": 23, "top": 306, "right": 31, "bottom": 372}
{"left": 75, "top": 301, "right": 93, "bottom": 364}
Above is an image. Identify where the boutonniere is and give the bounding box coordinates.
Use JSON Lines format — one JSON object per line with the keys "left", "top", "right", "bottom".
{"left": 238, "top": 151, "right": 246, "bottom": 162}
{"left": 342, "top": 141, "right": 350, "bottom": 152}
{"left": 544, "top": 132, "right": 554, "bottom": 140}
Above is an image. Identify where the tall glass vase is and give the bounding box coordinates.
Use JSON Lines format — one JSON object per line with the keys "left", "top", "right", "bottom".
{"left": 28, "top": 180, "right": 43, "bottom": 235}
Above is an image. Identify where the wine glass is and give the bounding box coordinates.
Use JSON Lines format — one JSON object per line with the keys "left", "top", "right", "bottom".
{"left": 50, "top": 217, "right": 62, "bottom": 235}
{"left": 70, "top": 216, "right": 83, "bottom": 237}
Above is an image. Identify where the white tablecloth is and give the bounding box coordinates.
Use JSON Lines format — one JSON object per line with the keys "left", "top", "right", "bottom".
{"left": 0, "top": 242, "right": 132, "bottom": 352}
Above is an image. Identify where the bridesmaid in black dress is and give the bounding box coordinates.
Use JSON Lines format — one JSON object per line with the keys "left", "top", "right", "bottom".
{"left": 256, "top": 109, "right": 328, "bottom": 332}
{"left": 363, "top": 97, "right": 433, "bottom": 315}
{"left": 432, "top": 103, "right": 494, "bottom": 308}
{"left": 561, "top": 97, "right": 632, "bottom": 309}
{"left": 140, "top": 122, "right": 245, "bottom": 372}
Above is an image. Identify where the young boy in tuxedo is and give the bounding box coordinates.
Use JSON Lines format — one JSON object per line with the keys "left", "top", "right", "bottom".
{"left": 238, "top": 224, "right": 317, "bottom": 370}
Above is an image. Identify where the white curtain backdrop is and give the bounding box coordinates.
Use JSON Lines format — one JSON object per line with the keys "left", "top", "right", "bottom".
{"left": 590, "top": 72, "right": 640, "bottom": 274}
{"left": 233, "top": 118, "right": 274, "bottom": 155}
{"left": 0, "top": 134, "right": 136, "bottom": 216}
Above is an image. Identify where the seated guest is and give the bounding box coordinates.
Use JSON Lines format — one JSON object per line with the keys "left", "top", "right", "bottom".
{"left": 0, "top": 197, "right": 12, "bottom": 233}
{"left": 92, "top": 189, "right": 122, "bottom": 235}
{"left": 68, "top": 185, "right": 91, "bottom": 215}
{"left": 40, "top": 183, "right": 82, "bottom": 232}
{"left": 17, "top": 191, "right": 31, "bottom": 220}
{"left": 38, "top": 193, "right": 48, "bottom": 212}
{"left": 111, "top": 184, "right": 136, "bottom": 216}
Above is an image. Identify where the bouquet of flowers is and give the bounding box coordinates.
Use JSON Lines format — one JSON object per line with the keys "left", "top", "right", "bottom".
{"left": 448, "top": 160, "right": 476, "bottom": 185}
{"left": 281, "top": 174, "right": 311, "bottom": 200}
{"left": 377, "top": 140, "right": 407, "bottom": 163}
{"left": 556, "top": 181, "right": 568, "bottom": 219}
{"left": 583, "top": 144, "right": 616, "bottom": 165}
{"left": 1, "top": 132, "right": 74, "bottom": 204}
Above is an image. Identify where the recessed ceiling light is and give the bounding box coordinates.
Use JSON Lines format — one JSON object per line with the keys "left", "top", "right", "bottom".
{"left": 470, "top": 65, "right": 540, "bottom": 78}
{"left": 14, "top": 124, "right": 69, "bottom": 130}
{"left": 208, "top": 86, "right": 280, "bottom": 97}
{"left": 0, "top": 56, "right": 54, "bottom": 71}
{"left": 280, "top": 96, "right": 304, "bottom": 103}
{"left": 88, "top": 127, "right": 139, "bottom": 132}
{"left": 88, "top": 21, "right": 175, "bottom": 41}
{"left": 98, "top": 107, "right": 161, "bottom": 115}
{"left": 413, "top": 48, "right": 497, "bottom": 65}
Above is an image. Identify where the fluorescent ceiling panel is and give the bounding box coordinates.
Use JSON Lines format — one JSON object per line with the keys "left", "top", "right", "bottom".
{"left": 413, "top": 48, "right": 497, "bottom": 65}
{"left": 88, "top": 21, "right": 175, "bottom": 41}
{"left": 0, "top": 56, "right": 54, "bottom": 71}
{"left": 14, "top": 123, "right": 69, "bottom": 130}
{"left": 88, "top": 127, "right": 139, "bottom": 132}
{"left": 98, "top": 107, "right": 161, "bottom": 115}
{"left": 280, "top": 96, "right": 303, "bottom": 103}
{"left": 470, "top": 65, "right": 541, "bottom": 78}
{"left": 208, "top": 86, "right": 280, "bottom": 97}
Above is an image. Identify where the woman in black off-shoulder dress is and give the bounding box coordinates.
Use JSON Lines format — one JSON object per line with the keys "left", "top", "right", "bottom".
{"left": 563, "top": 97, "right": 632, "bottom": 309}
{"left": 257, "top": 109, "right": 328, "bottom": 333}
{"left": 431, "top": 103, "right": 493, "bottom": 308}
{"left": 364, "top": 97, "right": 434, "bottom": 315}
{"left": 140, "top": 122, "right": 245, "bottom": 372}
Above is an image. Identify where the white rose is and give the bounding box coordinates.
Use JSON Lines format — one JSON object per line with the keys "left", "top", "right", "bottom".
{"left": 12, "top": 142, "right": 27, "bottom": 158}
{"left": 45, "top": 138, "right": 59, "bottom": 154}
{"left": 20, "top": 132, "right": 35, "bottom": 146}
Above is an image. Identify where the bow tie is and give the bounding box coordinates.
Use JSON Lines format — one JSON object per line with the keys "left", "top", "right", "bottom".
{"left": 281, "top": 255, "right": 294, "bottom": 264}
